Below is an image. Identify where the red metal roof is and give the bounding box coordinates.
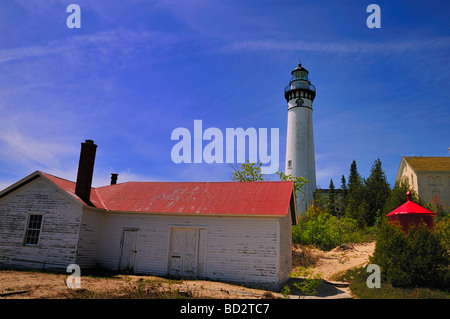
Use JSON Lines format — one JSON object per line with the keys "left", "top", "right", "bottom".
{"left": 95, "top": 181, "right": 293, "bottom": 216}
{"left": 386, "top": 192, "right": 436, "bottom": 216}
{"left": 41, "top": 172, "right": 106, "bottom": 209}
{"left": 40, "top": 172, "right": 294, "bottom": 217}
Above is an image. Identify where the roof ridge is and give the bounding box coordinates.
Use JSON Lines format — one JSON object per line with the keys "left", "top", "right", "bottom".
{"left": 404, "top": 156, "right": 450, "bottom": 158}
{"left": 40, "top": 171, "right": 80, "bottom": 186}
{"left": 96, "top": 180, "right": 293, "bottom": 188}
{"left": 402, "top": 156, "right": 450, "bottom": 172}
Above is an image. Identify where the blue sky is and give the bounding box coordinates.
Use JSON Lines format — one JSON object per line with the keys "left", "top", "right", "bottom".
{"left": 0, "top": 0, "right": 449, "bottom": 191}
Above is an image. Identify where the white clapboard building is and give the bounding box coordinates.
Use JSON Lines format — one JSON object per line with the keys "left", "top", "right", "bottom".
{"left": 0, "top": 140, "right": 297, "bottom": 289}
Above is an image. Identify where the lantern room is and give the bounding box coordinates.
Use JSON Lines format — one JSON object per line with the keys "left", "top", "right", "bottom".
{"left": 386, "top": 191, "right": 436, "bottom": 233}
{"left": 284, "top": 63, "right": 316, "bottom": 101}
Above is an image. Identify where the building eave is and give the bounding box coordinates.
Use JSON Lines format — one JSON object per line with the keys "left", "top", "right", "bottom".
{"left": 0, "top": 171, "right": 85, "bottom": 209}
{"left": 395, "top": 157, "right": 418, "bottom": 185}
{"left": 0, "top": 171, "right": 40, "bottom": 200}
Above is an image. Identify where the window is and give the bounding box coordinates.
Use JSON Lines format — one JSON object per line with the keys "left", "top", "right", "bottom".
{"left": 287, "top": 160, "right": 292, "bottom": 169}
{"left": 24, "top": 214, "right": 43, "bottom": 245}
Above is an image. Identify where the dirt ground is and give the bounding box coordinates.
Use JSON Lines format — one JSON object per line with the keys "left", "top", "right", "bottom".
{"left": 0, "top": 242, "right": 375, "bottom": 299}
{"left": 301, "top": 241, "right": 376, "bottom": 281}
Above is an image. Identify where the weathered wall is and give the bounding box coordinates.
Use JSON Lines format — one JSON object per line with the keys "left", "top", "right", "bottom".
{"left": 417, "top": 172, "right": 450, "bottom": 208}
{"left": 278, "top": 207, "right": 293, "bottom": 283}
{"left": 0, "top": 178, "right": 82, "bottom": 271}
{"left": 75, "top": 208, "right": 103, "bottom": 268}
{"left": 0, "top": 177, "right": 293, "bottom": 289}
{"left": 399, "top": 161, "right": 450, "bottom": 208}
{"left": 94, "top": 213, "right": 287, "bottom": 288}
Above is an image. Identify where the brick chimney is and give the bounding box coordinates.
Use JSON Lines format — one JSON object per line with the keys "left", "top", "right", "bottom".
{"left": 111, "top": 173, "right": 118, "bottom": 185}
{"left": 75, "top": 140, "right": 97, "bottom": 205}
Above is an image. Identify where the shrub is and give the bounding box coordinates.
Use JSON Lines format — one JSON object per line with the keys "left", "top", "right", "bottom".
{"left": 371, "top": 219, "right": 449, "bottom": 290}
{"left": 293, "top": 206, "right": 340, "bottom": 250}
{"left": 292, "top": 206, "right": 375, "bottom": 250}
{"left": 435, "top": 216, "right": 450, "bottom": 251}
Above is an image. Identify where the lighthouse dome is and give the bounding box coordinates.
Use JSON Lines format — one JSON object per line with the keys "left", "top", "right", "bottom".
{"left": 291, "top": 63, "right": 309, "bottom": 81}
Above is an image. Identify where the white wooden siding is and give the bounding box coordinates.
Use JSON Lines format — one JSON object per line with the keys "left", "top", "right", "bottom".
{"left": 0, "top": 178, "right": 82, "bottom": 271}
{"left": 75, "top": 208, "right": 103, "bottom": 268}
{"left": 1, "top": 176, "right": 293, "bottom": 289}
{"left": 93, "top": 212, "right": 286, "bottom": 287}
{"left": 278, "top": 207, "right": 293, "bottom": 282}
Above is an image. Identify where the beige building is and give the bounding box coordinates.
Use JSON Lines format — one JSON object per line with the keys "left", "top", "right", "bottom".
{"left": 395, "top": 156, "right": 450, "bottom": 209}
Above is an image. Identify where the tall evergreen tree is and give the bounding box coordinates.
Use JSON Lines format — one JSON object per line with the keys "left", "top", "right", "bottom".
{"left": 345, "top": 160, "right": 366, "bottom": 226}
{"left": 340, "top": 175, "right": 347, "bottom": 196}
{"left": 328, "top": 178, "right": 337, "bottom": 215}
{"left": 365, "top": 158, "right": 390, "bottom": 226}
{"left": 346, "top": 160, "right": 362, "bottom": 219}
{"left": 340, "top": 174, "right": 348, "bottom": 209}
{"left": 347, "top": 160, "right": 362, "bottom": 193}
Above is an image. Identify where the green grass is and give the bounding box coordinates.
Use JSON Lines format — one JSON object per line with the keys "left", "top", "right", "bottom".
{"left": 336, "top": 267, "right": 450, "bottom": 299}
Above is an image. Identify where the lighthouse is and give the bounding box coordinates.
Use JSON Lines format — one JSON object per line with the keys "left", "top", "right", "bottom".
{"left": 284, "top": 63, "right": 317, "bottom": 212}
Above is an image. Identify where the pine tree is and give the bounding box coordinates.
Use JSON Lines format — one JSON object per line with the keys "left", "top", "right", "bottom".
{"left": 347, "top": 160, "right": 362, "bottom": 193}
{"left": 340, "top": 175, "right": 347, "bottom": 196}
{"left": 365, "top": 158, "right": 390, "bottom": 226}
{"left": 328, "top": 178, "right": 337, "bottom": 215}
{"left": 340, "top": 174, "right": 348, "bottom": 209}
{"left": 345, "top": 160, "right": 365, "bottom": 226}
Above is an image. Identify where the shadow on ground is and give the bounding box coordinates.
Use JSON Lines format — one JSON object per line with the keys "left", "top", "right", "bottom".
{"left": 283, "top": 278, "right": 352, "bottom": 299}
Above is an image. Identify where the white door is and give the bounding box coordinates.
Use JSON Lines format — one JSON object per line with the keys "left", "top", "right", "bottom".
{"left": 169, "top": 228, "right": 205, "bottom": 278}
{"left": 119, "top": 229, "right": 138, "bottom": 272}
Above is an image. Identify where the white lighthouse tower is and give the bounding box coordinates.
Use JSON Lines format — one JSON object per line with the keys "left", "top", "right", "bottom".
{"left": 284, "top": 63, "right": 317, "bottom": 213}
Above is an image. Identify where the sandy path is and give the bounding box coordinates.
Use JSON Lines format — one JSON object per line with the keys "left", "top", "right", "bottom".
{"left": 307, "top": 242, "right": 376, "bottom": 280}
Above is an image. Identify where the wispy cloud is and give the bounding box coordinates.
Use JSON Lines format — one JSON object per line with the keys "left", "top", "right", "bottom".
{"left": 0, "top": 27, "right": 183, "bottom": 187}
{"left": 0, "top": 28, "right": 179, "bottom": 66}
{"left": 153, "top": 0, "right": 277, "bottom": 39}
{"left": 0, "top": 45, "right": 61, "bottom": 64}
{"left": 219, "top": 36, "right": 450, "bottom": 55}
{"left": 0, "top": 121, "right": 77, "bottom": 170}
